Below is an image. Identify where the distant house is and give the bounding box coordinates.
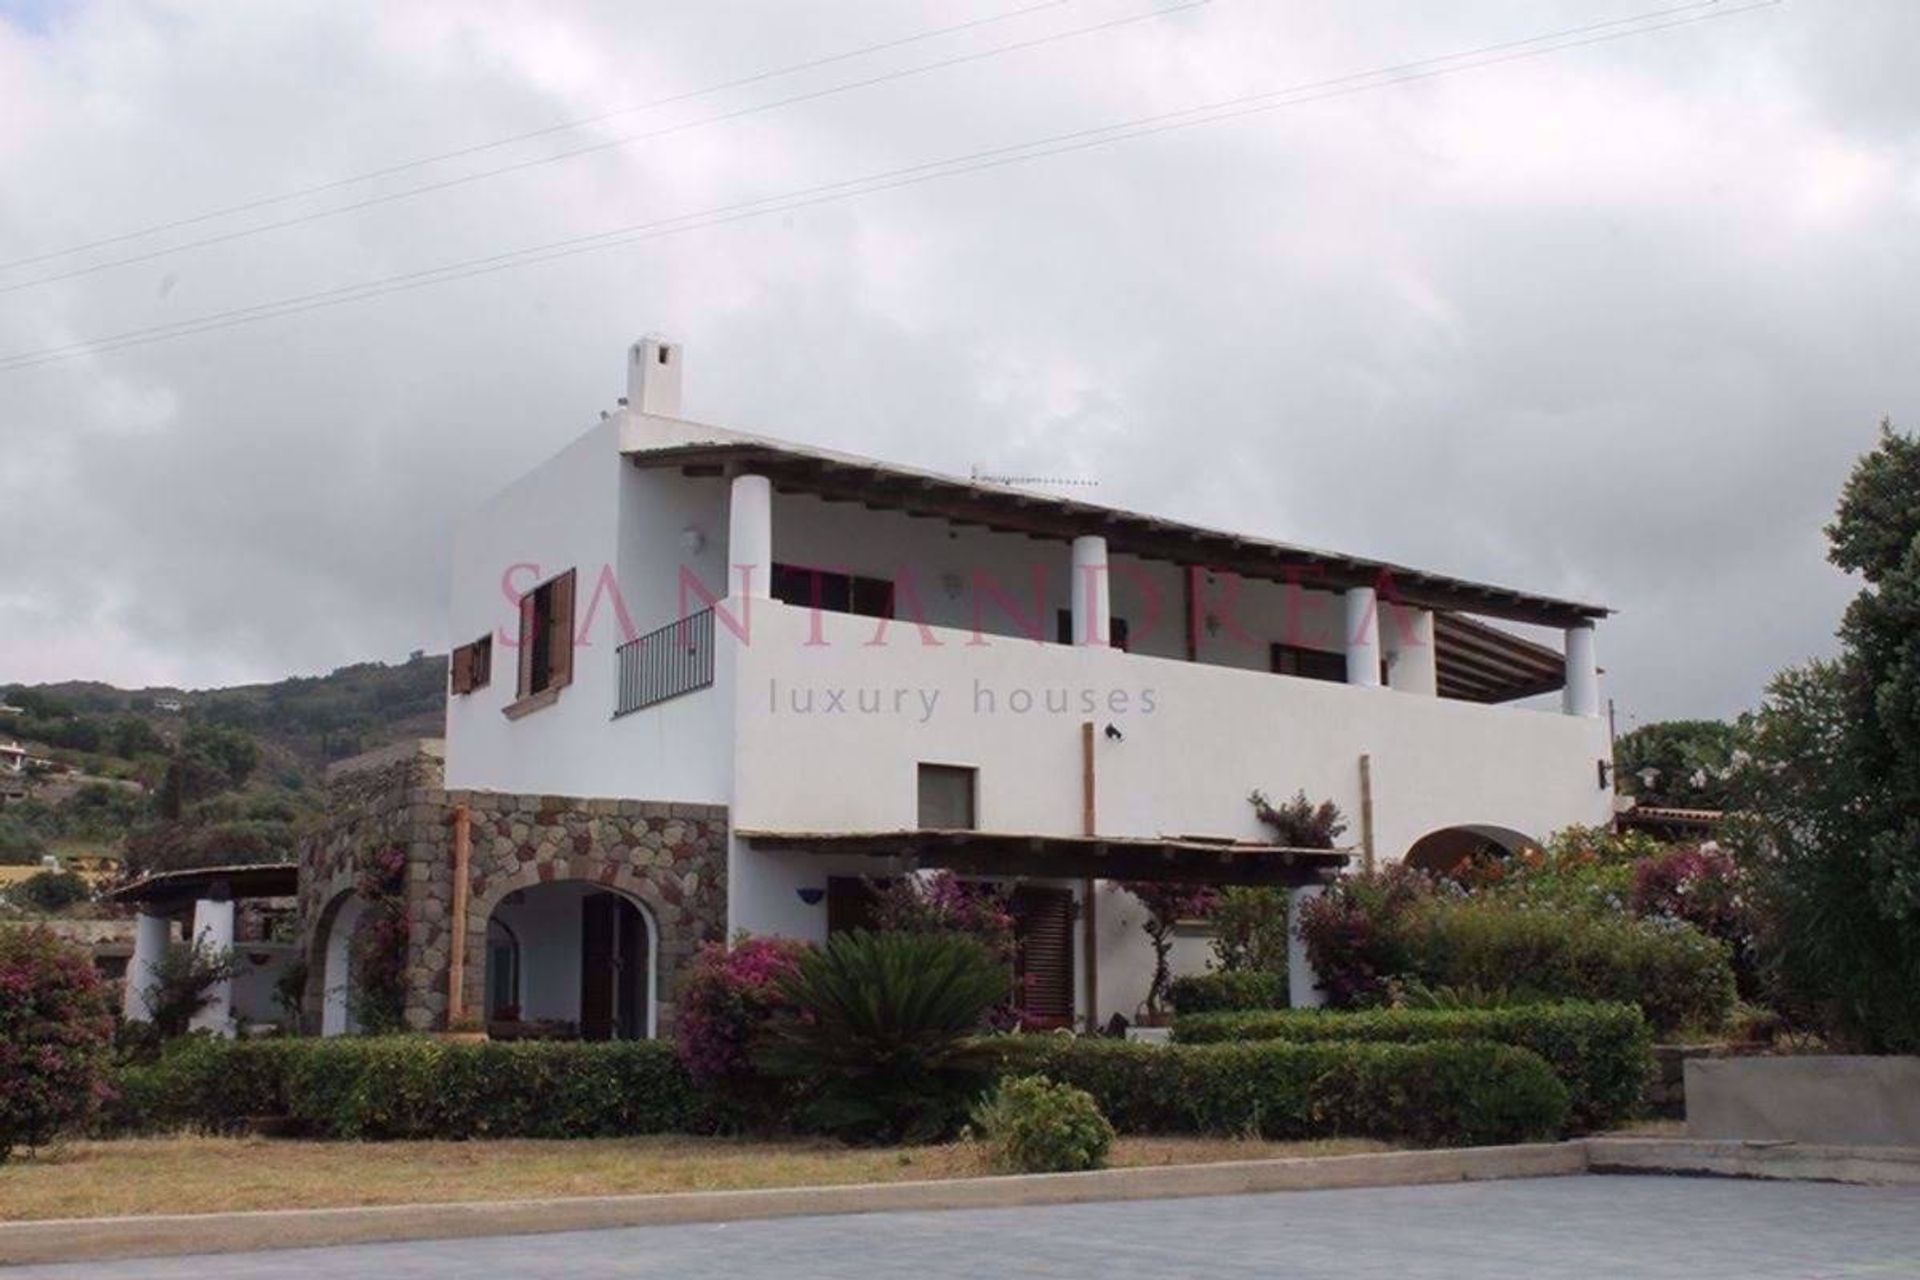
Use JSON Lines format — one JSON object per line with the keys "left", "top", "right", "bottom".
{"left": 0, "top": 741, "right": 25, "bottom": 775}
{"left": 296, "top": 338, "right": 1614, "bottom": 1039}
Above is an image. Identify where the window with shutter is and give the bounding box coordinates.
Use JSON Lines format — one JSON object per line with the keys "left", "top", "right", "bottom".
{"left": 507, "top": 569, "right": 577, "bottom": 715}
{"left": 1011, "top": 886, "right": 1075, "bottom": 1027}
{"left": 917, "top": 764, "right": 977, "bottom": 830}
{"left": 451, "top": 635, "right": 492, "bottom": 696}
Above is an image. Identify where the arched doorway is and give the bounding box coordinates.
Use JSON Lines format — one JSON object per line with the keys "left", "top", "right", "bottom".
{"left": 315, "top": 891, "right": 368, "bottom": 1037}
{"left": 485, "top": 881, "right": 655, "bottom": 1039}
{"left": 1402, "top": 824, "right": 1538, "bottom": 877}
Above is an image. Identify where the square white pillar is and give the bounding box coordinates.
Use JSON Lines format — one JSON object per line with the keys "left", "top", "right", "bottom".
{"left": 1287, "top": 885, "right": 1326, "bottom": 1009}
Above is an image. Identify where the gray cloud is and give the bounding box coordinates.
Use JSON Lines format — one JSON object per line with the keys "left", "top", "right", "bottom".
{"left": 1, "top": 0, "right": 1912, "bottom": 725}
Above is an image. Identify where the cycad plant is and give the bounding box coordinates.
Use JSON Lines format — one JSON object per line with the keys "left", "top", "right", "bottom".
{"left": 756, "top": 930, "right": 1011, "bottom": 1144}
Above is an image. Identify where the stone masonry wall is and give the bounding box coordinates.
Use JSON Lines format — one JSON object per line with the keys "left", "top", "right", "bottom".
{"left": 298, "top": 740, "right": 727, "bottom": 1035}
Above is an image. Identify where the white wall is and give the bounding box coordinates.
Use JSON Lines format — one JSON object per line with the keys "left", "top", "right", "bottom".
{"left": 443, "top": 418, "right": 732, "bottom": 804}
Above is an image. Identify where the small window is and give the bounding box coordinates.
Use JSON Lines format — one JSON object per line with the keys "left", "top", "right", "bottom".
{"left": 1270, "top": 642, "right": 1346, "bottom": 683}
{"left": 515, "top": 569, "right": 576, "bottom": 701}
{"left": 918, "top": 763, "right": 977, "bottom": 830}
{"left": 450, "top": 635, "right": 492, "bottom": 695}
{"left": 772, "top": 564, "right": 895, "bottom": 620}
{"left": 1054, "top": 609, "right": 1130, "bottom": 650}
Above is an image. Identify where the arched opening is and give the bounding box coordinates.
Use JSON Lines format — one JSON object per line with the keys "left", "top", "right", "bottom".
{"left": 315, "top": 891, "right": 368, "bottom": 1037}
{"left": 485, "top": 881, "right": 656, "bottom": 1040}
{"left": 1402, "top": 824, "right": 1538, "bottom": 877}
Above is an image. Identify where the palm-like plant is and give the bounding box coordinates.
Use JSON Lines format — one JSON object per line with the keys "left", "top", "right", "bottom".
{"left": 756, "top": 930, "right": 1011, "bottom": 1143}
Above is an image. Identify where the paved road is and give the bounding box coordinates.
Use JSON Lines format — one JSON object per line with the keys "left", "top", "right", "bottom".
{"left": 13, "top": 1175, "right": 1919, "bottom": 1279}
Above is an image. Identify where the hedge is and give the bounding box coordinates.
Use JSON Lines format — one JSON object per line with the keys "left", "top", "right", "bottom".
{"left": 1409, "top": 904, "right": 1735, "bottom": 1035}
{"left": 1171, "top": 1001, "right": 1651, "bottom": 1133}
{"left": 987, "top": 1036, "right": 1568, "bottom": 1146}
{"left": 102, "top": 1038, "right": 707, "bottom": 1140}
{"left": 1165, "top": 971, "right": 1288, "bottom": 1016}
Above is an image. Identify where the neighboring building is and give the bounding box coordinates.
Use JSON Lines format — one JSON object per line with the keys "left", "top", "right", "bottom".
{"left": 297, "top": 339, "right": 1614, "bottom": 1038}
{"left": 0, "top": 741, "right": 25, "bottom": 775}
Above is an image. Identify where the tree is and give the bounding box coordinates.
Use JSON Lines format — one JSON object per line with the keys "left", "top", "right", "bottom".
{"left": 0, "top": 816, "right": 48, "bottom": 866}
{"left": 10, "top": 870, "right": 90, "bottom": 914}
{"left": 1732, "top": 420, "right": 1920, "bottom": 1051}
{"left": 1614, "top": 719, "right": 1739, "bottom": 809}
{"left": 0, "top": 927, "right": 114, "bottom": 1161}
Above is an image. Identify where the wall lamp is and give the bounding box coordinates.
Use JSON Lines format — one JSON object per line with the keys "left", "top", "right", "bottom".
{"left": 796, "top": 886, "right": 825, "bottom": 906}
{"left": 1104, "top": 723, "right": 1124, "bottom": 742}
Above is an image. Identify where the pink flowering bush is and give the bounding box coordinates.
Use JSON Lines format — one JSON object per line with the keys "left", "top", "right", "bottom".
{"left": 1119, "top": 881, "right": 1221, "bottom": 1018}
{"left": 674, "top": 936, "right": 811, "bottom": 1125}
{"left": 351, "top": 845, "right": 410, "bottom": 1033}
{"left": 871, "top": 872, "right": 1016, "bottom": 961}
{"left": 0, "top": 926, "right": 115, "bottom": 1161}
{"left": 1630, "top": 844, "right": 1755, "bottom": 992}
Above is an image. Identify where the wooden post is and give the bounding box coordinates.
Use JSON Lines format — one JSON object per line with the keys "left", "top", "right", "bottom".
{"left": 1081, "top": 721, "right": 1099, "bottom": 1032}
{"left": 448, "top": 804, "right": 472, "bottom": 1025}
{"left": 1358, "top": 754, "right": 1376, "bottom": 873}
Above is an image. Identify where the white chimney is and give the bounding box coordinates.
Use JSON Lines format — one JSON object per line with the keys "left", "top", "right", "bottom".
{"left": 627, "top": 336, "right": 682, "bottom": 418}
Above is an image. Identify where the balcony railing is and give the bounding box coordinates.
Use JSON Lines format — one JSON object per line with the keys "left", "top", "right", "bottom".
{"left": 614, "top": 609, "right": 715, "bottom": 716}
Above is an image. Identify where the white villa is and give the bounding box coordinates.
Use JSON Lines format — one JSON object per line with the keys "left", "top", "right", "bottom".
{"left": 272, "top": 337, "right": 1614, "bottom": 1040}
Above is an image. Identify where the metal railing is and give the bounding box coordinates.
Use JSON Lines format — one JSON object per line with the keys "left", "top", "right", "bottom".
{"left": 614, "top": 609, "right": 715, "bottom": 716}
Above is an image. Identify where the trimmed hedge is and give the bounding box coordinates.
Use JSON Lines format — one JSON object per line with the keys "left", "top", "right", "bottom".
{"left": 987, "top": 1036, "right": 1568, "bottom": 1146}
{"left": 103, "top": 1037, "right": 706, "bottom": 1140}
{"left": 1411, "top": 904, "right": 1735, "bottom": 1036}
{"left": 1172, "top": 1001, "right": 1651, "bottom": 1133}
{"left": 1165, "top": 971, "right": 1288, "bottom": 1016}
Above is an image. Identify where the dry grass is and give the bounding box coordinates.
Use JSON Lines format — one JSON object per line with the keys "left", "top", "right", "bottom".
{"left": 0, "top": 1134, "right": 1390, "bottom": 1223}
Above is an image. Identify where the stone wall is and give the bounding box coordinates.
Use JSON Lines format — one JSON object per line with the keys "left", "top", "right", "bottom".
{"left": 297, "top": 740, "right": 728, "bottom": 1035}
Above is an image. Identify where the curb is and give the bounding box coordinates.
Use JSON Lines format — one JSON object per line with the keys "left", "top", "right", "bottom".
{"left": 0, "top": 1142, "right": 1583, "bottom": 1267}
{"left": 3, "top": 1137, "right": 1915, "bottom": 1267}
{"left": 1587, "top": 1136, "right": 1920, "bottom": 1186}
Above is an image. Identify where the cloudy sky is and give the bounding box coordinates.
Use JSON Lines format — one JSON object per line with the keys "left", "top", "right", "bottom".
{"left": 0, "top": 0, "right": 1910, "bottom": 729}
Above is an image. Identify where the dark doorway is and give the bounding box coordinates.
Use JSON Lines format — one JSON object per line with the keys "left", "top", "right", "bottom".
{"left": 580, "top": 892, "right": 648, "bottom": 1041}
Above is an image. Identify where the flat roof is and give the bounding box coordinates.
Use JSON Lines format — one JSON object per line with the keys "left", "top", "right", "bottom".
{"left": 737, "top": 828, "right": 1349, "bottom": 887}
{"left": 624, "top": 424, "right": 1609, "bottom": 629}
{"left": 106, "top": 862, "right": 298, "bottom": 906}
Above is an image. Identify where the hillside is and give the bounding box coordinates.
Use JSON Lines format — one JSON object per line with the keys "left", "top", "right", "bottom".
{"left": 0, "top": 654, "right": 448, "bottom": 877}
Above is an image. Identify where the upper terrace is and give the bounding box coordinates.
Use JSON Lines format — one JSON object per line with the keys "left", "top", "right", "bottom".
{"left": 613, "top": 338, "right": 1608, "bottom": 719}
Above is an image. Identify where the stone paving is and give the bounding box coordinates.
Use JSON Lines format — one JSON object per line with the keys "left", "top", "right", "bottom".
{"left": 12, "top": 1175, "right": 1919, "bottom": 1279}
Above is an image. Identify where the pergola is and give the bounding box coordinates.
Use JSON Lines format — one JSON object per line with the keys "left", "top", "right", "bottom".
{"left": 106, "top": 862, "right": 299, "bottom": 1033}
{"left": 736, "top": 829, "right": 1349, "bottom": 888}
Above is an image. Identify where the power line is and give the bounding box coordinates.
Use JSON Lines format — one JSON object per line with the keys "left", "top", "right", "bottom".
{"left": 0, "top": 0, "right": 1210, "bottom": 295}
{"left": 0, "top": 0, "right": 1777, "bottom": 373}
{"left": 0, "top": 0, "right": 1079, "bottom": 273}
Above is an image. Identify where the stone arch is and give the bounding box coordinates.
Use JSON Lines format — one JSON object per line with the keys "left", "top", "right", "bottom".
{"left": 1402, "top": 824, "right": 1538, "bottom": 876}
{"left": 463, "top": 864, "right": 674, "bottom": 1036}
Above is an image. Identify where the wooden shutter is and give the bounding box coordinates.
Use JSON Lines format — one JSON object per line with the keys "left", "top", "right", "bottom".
{"left": 548, "top": 569, "right": 576, "bottom": 691}
{"left": 1012, "top": 886, "right": 1075, "bottom": 1027}
{"left": 516, "top": 594, "right": 537, "bottom": 697}
{"left": 450, "top": 643, "right": 473, "bottom": 696}
{"left": 472, "top": 636, "right": 491, "bottom": 689}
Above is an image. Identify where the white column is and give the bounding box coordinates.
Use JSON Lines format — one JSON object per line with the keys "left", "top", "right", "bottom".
{"left": 727, "top": 473, "right": 773, "bottom": 600}
{"left": 1384, "top": 605, "right": 1437, "bottom": 695}
{"left": 1287, "top": 885, "right": 1326, "bottom": 1010}
{"left": 1344, "top": 587, "right": 1382, "bottom": 687}
{"left": 122, "top": 911, "right": 171, "bottom": 1023}
{"left": 1563, "top": 622, "right": 1600, "bottom": 717}
{"left": 188, "top": 896, "right": 235, "bottom": 1036}
{"left": 1070, "top": 535, "right": 1111, "bottom": 647}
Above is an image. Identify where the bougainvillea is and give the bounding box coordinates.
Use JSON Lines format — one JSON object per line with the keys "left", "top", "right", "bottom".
{"left": 351, "top": 844, "right": 410, "bottom": 1033}
{"left": 674, "top": 935, "right": 811, "bottom": 1124}
{"left": 1630, "top": 843, "right": 1755, "bottom": 991}
{"left": 871, "top": 872, "right": 1016, "bottom": 961}
{"left": 0, "top": 926, "right": 114, "bottom": 1161}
